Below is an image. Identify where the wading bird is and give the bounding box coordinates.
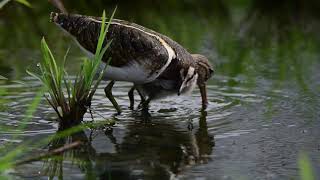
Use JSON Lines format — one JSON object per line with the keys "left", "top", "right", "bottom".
{"left": 50, "top": 12, "right": 213, "bottom": 114}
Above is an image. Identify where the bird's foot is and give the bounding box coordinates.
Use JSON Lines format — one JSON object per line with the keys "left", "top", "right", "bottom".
{"left": 128, "top": 86, "right": 135, "bottom": 110}
{"left": 138, "top": 100, "right": 150, "bottom": 111}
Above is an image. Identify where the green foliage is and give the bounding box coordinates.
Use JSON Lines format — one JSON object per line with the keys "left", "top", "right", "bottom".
{"left": 0, "top": 79, "right": 8, "bottom": 112}
{"left": 14, "top": 0, "right": 30, "bottom": 7}
{"left": 0, "top": 0, "right": 30, "bottom": 9}
{"left": 298, "top": 153, "right": 315, "bottom": 180}
{"left": 27, "top": 9, "right": 116, "bottom": 125}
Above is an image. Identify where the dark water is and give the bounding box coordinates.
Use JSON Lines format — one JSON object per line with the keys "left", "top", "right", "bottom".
{"left": 1, "top": 1, "right": 320, "bottom": 180}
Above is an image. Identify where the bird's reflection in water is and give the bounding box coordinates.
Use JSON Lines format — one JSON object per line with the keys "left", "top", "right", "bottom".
{"left": 42, "top": 110, "right": 214, "bottom": 179}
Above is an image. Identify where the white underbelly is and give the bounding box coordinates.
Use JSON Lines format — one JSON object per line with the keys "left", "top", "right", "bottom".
{"left": 101, "top": 62, "right": 154, "bottom": 84}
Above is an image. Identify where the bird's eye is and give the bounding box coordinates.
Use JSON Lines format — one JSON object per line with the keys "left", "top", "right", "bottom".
{"left": 60, "top": 22, "right": 64, "bottom": 26}
{"left": 209, "top": 69, "right": 214, "bottom": 75}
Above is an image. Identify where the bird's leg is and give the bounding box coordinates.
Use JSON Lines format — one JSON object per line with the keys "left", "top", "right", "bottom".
{"left": 199, "top": 83, "right": 208, "bottom": 109}
{"left": 128, "top": 86, "right": 146, "bottom": 110}
{"left": 104, "top": 80, "right": 122, "bottom": 114}
{"left": 128, "top": 86, "right": 135, "bottom": 110}
{"left": 138, "top": 96, "right": 152, "bottom": 110}
{"left": 137, "top": 89, "right": 146, "bottom": 103}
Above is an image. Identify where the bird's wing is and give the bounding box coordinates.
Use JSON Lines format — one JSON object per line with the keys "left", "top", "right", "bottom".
{"left": 65, "top": 16, "right": 176, "bottom": 83}
{"left": 51, "top": 13, "right": 197, "bottom": 83}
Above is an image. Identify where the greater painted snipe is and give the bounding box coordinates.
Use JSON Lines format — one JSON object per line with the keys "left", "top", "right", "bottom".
{"left": 50, "top": 12, "right": 214, "bottom": 114}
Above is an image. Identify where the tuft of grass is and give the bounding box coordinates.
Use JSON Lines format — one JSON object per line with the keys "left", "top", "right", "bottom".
{"left": 27, "top": 9, "right": 116, "bottom": 127}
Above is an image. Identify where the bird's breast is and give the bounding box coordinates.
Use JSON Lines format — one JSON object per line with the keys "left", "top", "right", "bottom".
{"left": 101, "top": 61, "right": 162, "bottom": 84}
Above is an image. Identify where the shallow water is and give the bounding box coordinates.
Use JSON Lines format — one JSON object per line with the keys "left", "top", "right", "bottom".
{"left": 1, "top": 1, "right": 320, "bottom": 179}
{"left": 1, "top": 70, "right": 319, "bottom": 179}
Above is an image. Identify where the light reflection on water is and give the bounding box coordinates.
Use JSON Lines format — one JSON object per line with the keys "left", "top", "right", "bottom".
{"left": 1, "top": 71, "right": 319, "bottom": 180}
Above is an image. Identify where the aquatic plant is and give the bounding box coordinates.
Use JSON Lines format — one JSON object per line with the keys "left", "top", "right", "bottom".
{"left": 0, "top": 75, "right": 115, "bottom": 178}
{"left": 27, "top": 10, "right": 115, "bottom": 127}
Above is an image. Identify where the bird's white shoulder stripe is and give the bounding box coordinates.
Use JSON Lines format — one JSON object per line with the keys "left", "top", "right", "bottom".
{"left": 88, "top": 18, "right": 176, "bottom": 81}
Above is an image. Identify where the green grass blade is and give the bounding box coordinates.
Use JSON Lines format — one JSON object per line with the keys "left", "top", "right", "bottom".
{"left": 0, "top": 0, "right": 10, "bottom": 9}
{"left": 104, "top": 6, "right": 117, "bottom": 41}
{"left": 14, "top": 0, "right": 31, "bottom": 7}
{"left": 298, "top": 153, "right": 315, "bottom": 180}
{"left": 94, "top": 10, "right": 106, "bottom": 59}
{"left": 97, "top": 40, "right": 112, "bottom": 64}
{"left": 63, "top": 46, "right": 70, "bottom": 67}
{"left": 0, "top": 75, "right": 8, "bottom": 80}
{"left": 26, "top": 70, "right": 43, "bottom": 82}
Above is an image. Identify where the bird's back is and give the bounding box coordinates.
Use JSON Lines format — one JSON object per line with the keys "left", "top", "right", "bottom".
{"left": 51, "top": 13, "right": 195, "bottom": 83}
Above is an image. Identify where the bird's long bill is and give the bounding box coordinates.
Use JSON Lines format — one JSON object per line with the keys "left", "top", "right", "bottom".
{"left": 199, "top": 84, "right": 208, "bottom": 107}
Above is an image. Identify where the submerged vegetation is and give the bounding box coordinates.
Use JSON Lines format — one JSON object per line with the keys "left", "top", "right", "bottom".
{"left": 27, "top": 10, "right": 115, "bottom": 127}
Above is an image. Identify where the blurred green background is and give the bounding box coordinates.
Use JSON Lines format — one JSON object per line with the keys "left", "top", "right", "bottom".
{"left": 0, "top": 0, "right": 319, "bottom": 91}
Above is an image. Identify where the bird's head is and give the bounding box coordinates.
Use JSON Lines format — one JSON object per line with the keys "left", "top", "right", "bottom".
{"left": 178, "top": 54, "right": 213, "bottom": 95}
{"left": 192, "top": 54, "right": 214, "bottom": 85}
{"left": 50, "top": 12, "right": 79, "bottom": 35}
{"left": 50, "top": 12, "right": 100, "bottom": 38}
{"left": 50, "top": 12, "right": 102, "bottom": 55}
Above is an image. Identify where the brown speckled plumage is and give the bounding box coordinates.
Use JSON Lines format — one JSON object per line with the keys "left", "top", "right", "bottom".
{"left": 50, "top": 12, "right": 213, "bottom": 111}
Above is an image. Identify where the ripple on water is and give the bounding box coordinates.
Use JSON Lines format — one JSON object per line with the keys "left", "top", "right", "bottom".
{"left": 1, "top": 75, "right": 277, "bottom": 138}
{"left": 4, "top": 72, "right": 316, "bottom": 180}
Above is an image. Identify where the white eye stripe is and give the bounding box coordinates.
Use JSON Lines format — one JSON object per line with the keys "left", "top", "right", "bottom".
{"left": 188, "top": 71, "right": 198, "bottom": 82}
{"left": 187, "top": 67, "right": 195, "bottom": 77}
{"left": 181, "top": 67, "right": 196, "bottom": 83}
